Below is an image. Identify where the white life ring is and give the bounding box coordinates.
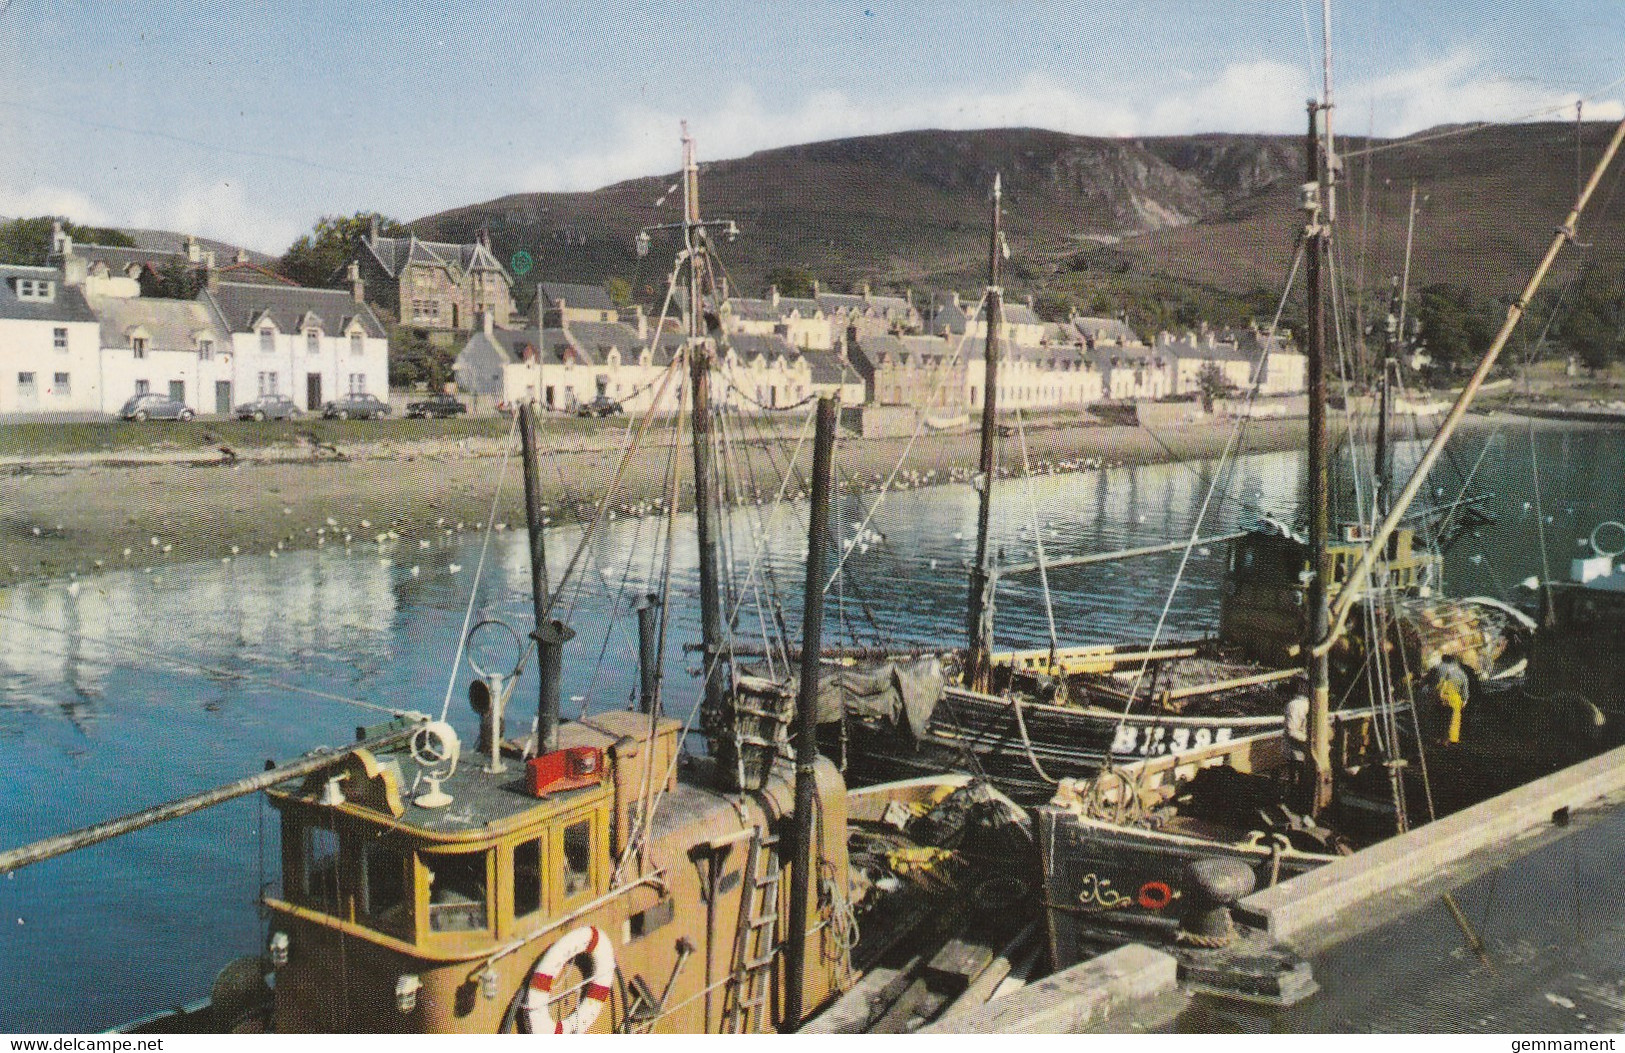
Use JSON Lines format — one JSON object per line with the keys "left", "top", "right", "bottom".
{"left": 523, "top": 925, "right": 616, "bottom": 1034}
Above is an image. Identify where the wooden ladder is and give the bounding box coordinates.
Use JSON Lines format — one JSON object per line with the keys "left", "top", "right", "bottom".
{"left": 721, "top": 830, "right": 782, "bottom": 1033}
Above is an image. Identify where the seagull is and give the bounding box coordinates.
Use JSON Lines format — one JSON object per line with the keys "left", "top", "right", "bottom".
{"left": 448, "top": 563, "right": 463, "bottom": 574}
{"left": 410, "top": 566, "right": 420, "bottom": 577}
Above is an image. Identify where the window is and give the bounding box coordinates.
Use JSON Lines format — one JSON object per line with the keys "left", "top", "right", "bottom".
{"left": 350, "top": 332, "right": 363, "bottom": 356}
{"left": 15, "top": 278, "right": 54, "bottom": 301}
{"left": 198, "top": 338, "right": 213, "bottom": 360}
{"left": 411, "top": 299, "right": 441, "bottom": 323}
{"left": 53, "top": 327, "right": 67, "bottom": 351}
{"left": 17, "top": 372, "right": 36, "bottom": 398}
{"left": 348, "top": 373, "right": 365, "bottom": 394}
{"left": 513, "top": 839, "right": 543, "bottom": 919}
{"left": 134, "top": 379, "right": 150, "bottom": 395}
{"left": 258, "top": 372, "right": 278, "bottom": 396}
{"left": 306, "top": 331, "right": 320, "bottom": 355}
{"left": 360, "top": 842, "right": 408, "bottom": 927}
{"left": 424, "top": 851, "right": 488, "bottom": 932}
{"left": 259, "top": 328, "right": 275, "bottom": 354}
{"left": 300, "top": 827, "right": 342, "bottom": 912}
{"left": 561, "top": 819, "right": 592, "bottom": 900}
{"left": 131, "top": 337, "right": 147, "bottom": 359}
{"left": 53, "top": 372, "right": 70, "bottom": 395}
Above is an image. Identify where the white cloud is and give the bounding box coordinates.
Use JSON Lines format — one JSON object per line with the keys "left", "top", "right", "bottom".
{"left": 0, "top": 184, "right": 116, "bottom": 226}
{"left": 518, "top": 52, "right": 1622, "bottom": 195}
{"left": 126, "top": 179, "right": 301, "bottom": 254}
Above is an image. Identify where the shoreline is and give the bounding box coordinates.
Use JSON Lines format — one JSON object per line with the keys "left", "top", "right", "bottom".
{"left": 0, "top": 409, "right": 1590, "bottom": 590}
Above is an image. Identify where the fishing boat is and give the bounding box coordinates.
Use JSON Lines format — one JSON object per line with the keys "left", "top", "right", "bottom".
{"left": 819, "top": 160, "right": 1528, "bottom": 804}
{"left": 0, "top": 126, "right": 1038, "bottom": 1035}
{"left": 1528, "top": 519, "right": 1625, "bottom": 722}
{"left": 1036, "top": 42, "right": 1625, "bottom": 970}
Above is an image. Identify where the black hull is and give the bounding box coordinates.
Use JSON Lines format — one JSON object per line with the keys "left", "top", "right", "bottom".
{"left": 1035, "top": 806, "right": 1329, "bottom": 966}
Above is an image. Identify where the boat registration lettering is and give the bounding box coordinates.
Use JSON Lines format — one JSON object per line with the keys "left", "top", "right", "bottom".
{"left": 1110, "top": 725, "right": 1232, "bottom": 757}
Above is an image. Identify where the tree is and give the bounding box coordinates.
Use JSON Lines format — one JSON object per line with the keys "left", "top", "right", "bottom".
{"left": 151, "top": 257, "right": 205, "bottom": 299}
{"left": 604, "top": 276, "right": 632, "bottom": 307}
{"left": 278, "top": 212, "right": 406, "bottom": 287}
{"left": 0, "top": 216, "right": 134, "bottom": 266}
{"left": 763, "top": 265, "right": 817, "bottom": 299}
{"left": 387, "top": 323, "right": 455, "bottom": 390}
{"left": 1195, "top": 361, "right": 1236, "bottom": 412}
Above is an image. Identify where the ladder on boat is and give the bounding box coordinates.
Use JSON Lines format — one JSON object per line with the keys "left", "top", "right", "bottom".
{"left": 721, "top": 830, "right": 782, "bottom": 1033}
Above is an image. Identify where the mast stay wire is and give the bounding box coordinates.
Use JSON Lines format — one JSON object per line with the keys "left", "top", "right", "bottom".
{"left": 1109, "top": 239, "right": 1309, "bottom": 736}
{"left": 1014, "top": 409, "right": 1061, "bottom": 664}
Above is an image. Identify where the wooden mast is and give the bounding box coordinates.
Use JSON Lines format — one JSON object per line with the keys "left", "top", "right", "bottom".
{"left": 1303, "top": 94, "right": 1335, "bottom": 816}
{"left": 785, "top": 396, "right": 837, "bottom": 1029}
{"left": 682, "top": 123, "right": 728, "bottom": 732}
{"left": 965, "top": 173, "right": 1004, "bottom": 692}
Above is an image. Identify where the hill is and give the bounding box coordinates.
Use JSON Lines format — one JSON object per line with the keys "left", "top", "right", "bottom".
{"left": 410, "top": 122, "right": 1625, "bottom": 315}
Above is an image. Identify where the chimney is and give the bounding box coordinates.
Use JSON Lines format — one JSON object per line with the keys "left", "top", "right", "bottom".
{"left": 812, "top": 279, "right": 820, "bottom": 297}
{"left": 634, "top": 303, "right": 647, "bottom": 340}
{"left": 185, "top": 236, "right": 201, "bottom": 264}
{"left": 482, "top": 308, "right": 494, "bottom": 337}
{"left": 51, "top": 221, "right": 72, "bottom": 257}
{"left": 204, "top": 251, "right": 219, "bottom": 292}
{"left": 770, "top": 285, "right": 780, "bottom": 307}
{"left": 235, "top": 248, "right": 249, "bottom": 264}
{"left": 861, "top": 282, "right": 871, "bottom": 299}
{"left": 348, "top": 261, "right": 365, "bottom": 304}
{"left": 369, "top": 215, "right": 379, "bottom": 247}
{"left": 1027, "top": 294, "right": 1034, "bottom": 309}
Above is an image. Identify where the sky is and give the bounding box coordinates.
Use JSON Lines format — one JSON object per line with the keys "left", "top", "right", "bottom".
{"left": 0, "top": 0, "right": 1621, "bottom": 255}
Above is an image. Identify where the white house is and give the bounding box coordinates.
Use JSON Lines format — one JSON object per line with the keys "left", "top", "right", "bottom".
{"left": 202, "top": 282, "right": 390, "bottom": 413}
{"left": 86, "top": 292, "right": 234, "bottom": 414}
{"left": 0, "top": 265, "right": 102, "bottom": 415}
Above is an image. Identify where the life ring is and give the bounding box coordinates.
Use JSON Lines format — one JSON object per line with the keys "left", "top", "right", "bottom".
{"left": 523, "top": 925, "right": 616, "bottom": 1034}
{"left": 1137, "top": 880, "right": 1174, "bottom": 911}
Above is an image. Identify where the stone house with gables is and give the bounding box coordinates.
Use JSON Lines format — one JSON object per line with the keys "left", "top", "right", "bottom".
{"left": 352, "top": 220, "right": 514, "bottom": 334}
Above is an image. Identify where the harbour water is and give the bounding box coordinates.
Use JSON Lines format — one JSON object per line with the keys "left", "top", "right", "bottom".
{"left": 1, "top": 421, "right": 1619, "bottom": 1031}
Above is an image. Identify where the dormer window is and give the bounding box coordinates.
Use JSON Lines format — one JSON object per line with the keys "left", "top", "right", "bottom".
{"left": 306, "top": 330, "right": 320, "bottom": 355}
{"left": 350, "top": 332, "right": 363, "bottom": 356}
{"left": 198, "top": 338, "right": 214, "bottom": 360}
{"left": 15, "top": 277, "right": 55, "bottom": 301}
{"left": 259, "top": 328, "right": 275, "bottom": 354}
{"left": 131, "top": 336, "right": 148, "bottom": 359}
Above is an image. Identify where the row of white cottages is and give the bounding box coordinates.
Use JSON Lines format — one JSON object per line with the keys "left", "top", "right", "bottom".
{"left": 0, "top": 262, "right": 389, "bottom": 416}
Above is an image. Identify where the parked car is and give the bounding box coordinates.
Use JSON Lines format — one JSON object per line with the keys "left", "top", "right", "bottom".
{"left": 575, "top": 394, "right": 624, "bottom": 418}
{"left": 405, "top": 393, "right": 468, "bottom": 419}
{"left": 118, "top": 392, "right": 193, "bottom": 422}
{"left": 234, "top": 394, "right": 302, "bottom": 421}
{"left": 321, "top": 392, "right": 391, "bottom": 420}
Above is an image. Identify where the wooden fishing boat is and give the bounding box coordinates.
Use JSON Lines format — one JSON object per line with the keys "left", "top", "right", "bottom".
{"left": 1034, "top": 58, "right": 1625, "bottom": 971}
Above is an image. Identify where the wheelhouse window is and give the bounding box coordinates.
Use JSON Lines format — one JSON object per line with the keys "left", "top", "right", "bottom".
{"left": 360, "top": 841, "right": 408, "bottom": 929}
{"left": 300, "top": 826, "right": 342, "bottom": 912}
{"left": 562, "top": 819, "right": 592, "bottom": 901}
{"left": 424, "top": 851, "right": 488, "bottom": 932}
{"left": 513, "top": 839, "right": 543, "bottom": 919}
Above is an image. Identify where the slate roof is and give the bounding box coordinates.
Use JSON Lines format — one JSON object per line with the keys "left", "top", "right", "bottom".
{"left": 85, "top": 292, "right": 231, "bottom": 351}
{"left": 366, "top": 235, "right": 509, "bottom": 279}
{"left": 723, "top": 331, "right": 799, "bottom": 364}
{"left": 0, "top": 265, "right": 97, "bottom": 323}
{"left": 802, "top": 349, "right": 862, "bottom": 386}
{"left": 62, "top": 243, "right": 184, "bottom": 277}
{"left": 216, "top": 260, "right": 299, "bottom": 287}
{"left": 205, "top": 282, "right": 387, "bottom": 338}
{"left": 1002, "top": 302, "right": 1042, "bottom": 325}
{"left": 1072, "top": 315, "right": 1142, "bottom": 346}
{"left": 1160, "top": 338, "right": 1258, "bottom": 364}
{"left": 538, "top": 282, "right": 616, "bottom": 313}
{"left": 926, "top": 293, "right": 972, "bottom": 334}
{"left": 723, "top": 297, "right": 780, "bottom": 323}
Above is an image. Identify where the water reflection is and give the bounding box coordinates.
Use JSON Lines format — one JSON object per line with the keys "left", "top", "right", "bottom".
{"left": 1, "top": 428, "right": 1612, "bottom": 1030}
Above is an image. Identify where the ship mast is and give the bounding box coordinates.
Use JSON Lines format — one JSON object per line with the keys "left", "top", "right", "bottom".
{"left": 680, "top": 123, "right": 729, "bottom": 731}
{"left": 1303, "top": 91, "right": 1335, "bottom": 814}
{"left": 965, "top": 173, "right": 1005, "bottom": 692}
